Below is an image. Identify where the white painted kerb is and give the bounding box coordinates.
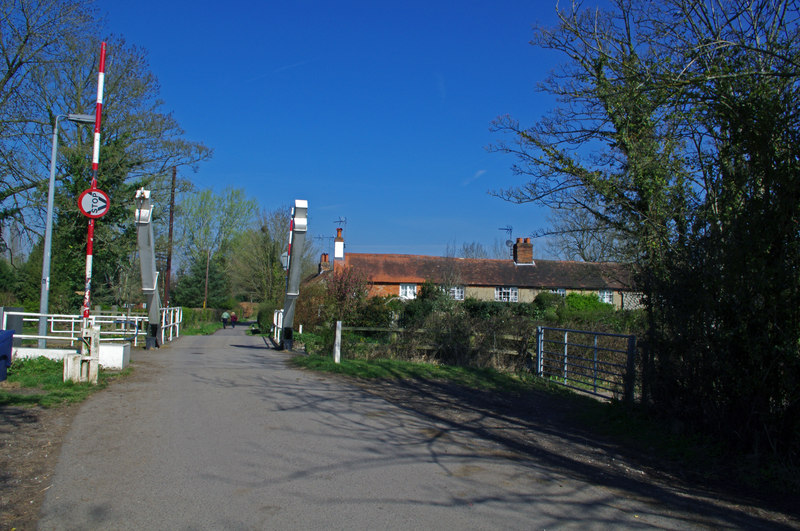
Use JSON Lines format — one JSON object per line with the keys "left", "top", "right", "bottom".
{"left": 13, "top": 343, "right": 130, "bottom": 370}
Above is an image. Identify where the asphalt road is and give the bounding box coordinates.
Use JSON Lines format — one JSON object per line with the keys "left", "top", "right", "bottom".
{"left": 35, "top": 327, "right": 767, "bottom": 529}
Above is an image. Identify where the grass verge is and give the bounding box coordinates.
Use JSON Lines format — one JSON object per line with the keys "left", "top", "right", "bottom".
{"left": 180, "top": 322, "right": 223, "bottom": 335}
{"left": 290, "top": 353, "right": 576, "bottom": 396}
{"left": 0, "top": 357, "right": 132, "bottom": 408}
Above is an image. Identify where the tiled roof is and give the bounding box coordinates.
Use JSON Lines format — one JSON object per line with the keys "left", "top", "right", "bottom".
{"left": 342, "top": 253, "right": 634, "bottom": 291}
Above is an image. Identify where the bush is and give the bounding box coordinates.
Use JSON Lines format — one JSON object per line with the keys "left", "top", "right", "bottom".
{"left": 350, "top": 296, "right": 397, "bottom": 328}
{"left": 181, "top": 307, "right": 217, "bottom": 328}
{"left": 565, "top": 292, "right": 611, "bottom": 312}
{"left": 294, "top": 282, "right": 327, "bottom": 331}
{"left": 556, "top": 293, "right": 616, "bottom": 328}
{"left": 463, "top": 298, "right": 540, "bottom": 320}
{"left": 256, "top": 300, "right": 282, "bottom": 334}
{"left": 534, "top": 291, "right": 564, "bottom": 312}
{"left": 296, "top": 331, "right": 329, "bottom": 355}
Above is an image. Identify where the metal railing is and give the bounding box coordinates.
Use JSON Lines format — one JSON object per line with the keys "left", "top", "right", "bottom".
{"left": 322, "top": 323, "right": 637, "bottom": 402}
{"left": 1, "top": 308, "right": 182, "bottom": 348}
{"left": 536, "top": 326, "right": 636, "bottom": 402}
{"left": 160, "top": 307, "right": 182, "bottom": 344}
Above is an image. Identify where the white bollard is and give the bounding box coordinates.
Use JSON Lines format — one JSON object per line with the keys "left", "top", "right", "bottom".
{"left": 333, "top": 321, "right": 342, "bottom": 364}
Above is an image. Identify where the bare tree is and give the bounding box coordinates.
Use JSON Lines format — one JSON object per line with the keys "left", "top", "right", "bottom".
{"left": 444, "top": 239, "right": 511, "bottom": 260}
{"left": 0, "top": 0, "right": 96, "bottom": 249}
{"left": 543, "top": 191, "right": 630, "bottom": 262}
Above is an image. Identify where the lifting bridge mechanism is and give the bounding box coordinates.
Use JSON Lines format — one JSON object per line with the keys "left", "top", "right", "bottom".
{"left": 135, "top": 188, "right": 161, "bottom": 348}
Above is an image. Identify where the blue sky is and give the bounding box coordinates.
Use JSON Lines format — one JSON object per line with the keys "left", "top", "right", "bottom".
{"left": 104, "top": 1, "right": 568, "bottom": 257}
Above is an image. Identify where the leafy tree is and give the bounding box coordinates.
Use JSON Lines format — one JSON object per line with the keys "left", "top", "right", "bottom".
{"left": 494, "top": 0, "right": 800, "bottom": 461}
{"left": 0, "top": 15, "right": 211, "bottom": 313}
{"left": 26, "top": 37, "right": 211, "bottom": 312}
{"left": 490, "top": 1, "right": 687, "bottom": 270}
{"left": 171, "top": 252, "right": 229, "bottom": 309}
{"left": 227, "top": 207, "right": 318, "bottom": 305}
{"left": 227, "top": 209, "right": 288, "bottom": 304}
{"left": 177, "top": 187, "right": 256, "bottom": 308}
{"left": 646, "top": 0, "right": 800, "bottom": 459}
{"left": 0, "top": 257, "right": 18, "bottom": 305}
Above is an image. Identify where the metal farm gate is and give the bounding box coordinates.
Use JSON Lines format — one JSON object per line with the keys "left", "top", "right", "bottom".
{"left": 536, "top": 327, "right": 636, "bottom": 402}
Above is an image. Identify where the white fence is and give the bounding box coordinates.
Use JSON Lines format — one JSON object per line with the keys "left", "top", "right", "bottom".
{"left": 1, "top": 307, "right": 182, "bottom": 348}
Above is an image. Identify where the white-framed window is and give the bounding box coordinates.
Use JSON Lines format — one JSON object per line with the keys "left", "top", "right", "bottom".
{"left": 598, "top": 290, "right": 614, "bottom": 304}
{"left": 448, "top": 286, "right": 465, "bottom": 301}
{"left": 399, "top": 283, "right": 417, "bottom": 300}
{"left": 495, "top": 286, "right": 518, "bottom": 302}
{"left": 550, "top": 288, "right": 566, "bottom": 297}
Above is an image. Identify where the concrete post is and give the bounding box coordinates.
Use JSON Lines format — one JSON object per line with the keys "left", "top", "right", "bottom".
{"left": 66, "top": 325, "right": 99, "bottom": 384}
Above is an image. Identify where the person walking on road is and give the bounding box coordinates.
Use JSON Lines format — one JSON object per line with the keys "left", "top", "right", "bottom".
{"left": 221, "top": 310, "right": 230, "bottom": 329}
{"left": 231, "top": 312, "right": 238, "bottom": 328}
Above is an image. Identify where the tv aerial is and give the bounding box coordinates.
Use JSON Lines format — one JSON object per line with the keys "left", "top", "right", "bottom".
{"left": 334, "top": 216, "right": 347, "bottom": 230}
{"left": 498, "top": 225, "right": 513, "bottom": 241}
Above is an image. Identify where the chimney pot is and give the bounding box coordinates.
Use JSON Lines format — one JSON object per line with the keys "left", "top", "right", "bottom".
{"left": 513, "top": 236, "right": 534, "bottom": 264}
{"left": 334, "top": 229, "right": 345, "bottom": 260}
{"left": 319, "top": 253, "right": 332, "bottom": 273}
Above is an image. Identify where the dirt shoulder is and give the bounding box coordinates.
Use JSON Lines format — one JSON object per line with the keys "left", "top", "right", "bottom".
{"left": 0, "top": 398, "right": 80, "bottom": 530}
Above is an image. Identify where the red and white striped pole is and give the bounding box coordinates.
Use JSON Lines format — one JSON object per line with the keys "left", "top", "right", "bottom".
{"left": 81, "top": 42, "right": 106, "bottom": 322}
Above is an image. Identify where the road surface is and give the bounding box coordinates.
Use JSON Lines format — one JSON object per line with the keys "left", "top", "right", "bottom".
{"left": 37, "top": 327, "right": 792, "bottom": 529}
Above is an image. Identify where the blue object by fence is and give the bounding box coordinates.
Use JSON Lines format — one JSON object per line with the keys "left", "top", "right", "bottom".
{"left": 0, "top": 329, "right": 14, "bottom": 382}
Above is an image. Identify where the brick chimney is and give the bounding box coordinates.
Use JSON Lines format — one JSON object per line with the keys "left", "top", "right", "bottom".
{"left": 319, "top": 253, "right": 332, "bottom": 273}
{"left": 334, "top": 228, "right": 345, "bottom": 262}
{"left": 513, "top": 237, "right": 534, "bottom": 265}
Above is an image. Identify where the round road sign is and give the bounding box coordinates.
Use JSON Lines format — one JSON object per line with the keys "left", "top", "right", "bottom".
{"left": 78, "top": 188, "right": 110, "bottom": 218}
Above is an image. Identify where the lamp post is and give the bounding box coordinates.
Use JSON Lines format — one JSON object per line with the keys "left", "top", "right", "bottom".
{"left": 38, "top": 113, "right": 95, "bottom": 348}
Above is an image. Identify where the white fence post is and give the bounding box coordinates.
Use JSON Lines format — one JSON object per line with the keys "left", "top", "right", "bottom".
{"left": 333, "top": 321, "right": 342, "bottom": 364}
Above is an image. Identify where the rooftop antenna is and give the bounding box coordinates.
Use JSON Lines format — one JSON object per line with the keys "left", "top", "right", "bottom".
{"left": 499, "top": 225, "right": 514, "bottom": 258}
{"left": 334, "top": 216, "right": 347, "bottom": 234}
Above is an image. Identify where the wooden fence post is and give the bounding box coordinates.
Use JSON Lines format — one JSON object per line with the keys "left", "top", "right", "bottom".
{"left": 624, "top": 335, "right": 637, "bottom": 404}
